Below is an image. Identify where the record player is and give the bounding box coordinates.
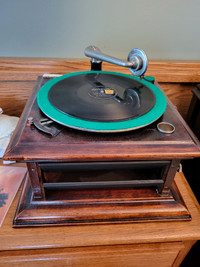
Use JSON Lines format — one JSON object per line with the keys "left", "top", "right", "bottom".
{"left": 4, "top": 46, "right": 200, "bottom": 227}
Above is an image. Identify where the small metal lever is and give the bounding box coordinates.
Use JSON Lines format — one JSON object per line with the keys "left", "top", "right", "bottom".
{"left": 33, "top": 117, "right": 63, "bottom": 136}
{"left": 84, "top": 45, "right": 148, "bottom": 77}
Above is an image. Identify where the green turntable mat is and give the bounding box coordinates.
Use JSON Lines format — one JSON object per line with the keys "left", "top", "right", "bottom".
{"left": 37, "top": 71, "right": 167, "bottom": 132}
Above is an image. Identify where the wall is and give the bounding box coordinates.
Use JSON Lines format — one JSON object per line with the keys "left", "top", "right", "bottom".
{"left": 0, "top": 0, "right": 200, "bottom": 60}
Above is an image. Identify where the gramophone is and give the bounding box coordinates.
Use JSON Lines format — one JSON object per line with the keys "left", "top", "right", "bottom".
{"left": 4, "top": 46, "right": 200, "bottom": 226}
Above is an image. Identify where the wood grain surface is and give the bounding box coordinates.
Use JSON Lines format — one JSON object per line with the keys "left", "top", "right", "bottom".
{"left": 4, "top": 76, "right": 200, "bottom": 163}
{"left": 0, "top": 172, "right": 199, "bottom": 248}
{"left": 0, "top": 171, "right": 199, "bottom": 267}
{"left": 0, "top": 58, "right": 200, "bottom": 82}
{"left": 0, "top": 242, "right": 185, "bottom": 267}
{"left": 0, "top": 58, "right": 199, "bottom": 265}
{"left": 0, "top": 58, "right": 199, "bottom": 118}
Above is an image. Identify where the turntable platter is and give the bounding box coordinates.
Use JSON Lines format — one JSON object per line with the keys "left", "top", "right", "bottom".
{"left": 37, "top": 71, "right": 167, "bottom": 132}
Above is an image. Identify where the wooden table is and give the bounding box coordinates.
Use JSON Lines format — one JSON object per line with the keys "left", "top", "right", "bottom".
{"left": 0, "top": 171, "right": 199, "bottom": 267}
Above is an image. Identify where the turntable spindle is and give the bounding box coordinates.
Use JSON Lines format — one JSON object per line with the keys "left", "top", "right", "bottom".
{"left": 84, "top": 45, "right": 148, "bottom": 77}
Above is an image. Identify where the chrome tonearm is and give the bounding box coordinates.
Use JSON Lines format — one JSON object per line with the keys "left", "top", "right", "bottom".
{"left": 84, "top": 45, "right": 148, "bottom": 77}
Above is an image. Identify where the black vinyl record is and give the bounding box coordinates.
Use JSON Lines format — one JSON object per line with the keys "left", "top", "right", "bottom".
{"left": 48, "top": 73, "right": 156, "bottom": 122}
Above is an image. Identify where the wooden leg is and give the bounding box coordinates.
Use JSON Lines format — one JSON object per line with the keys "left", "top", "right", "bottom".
{"left": 27, "top": 162, "right": 45, "bottom": 200}
{"left": 159, "top": 159, "right": 180, "bottom": 196}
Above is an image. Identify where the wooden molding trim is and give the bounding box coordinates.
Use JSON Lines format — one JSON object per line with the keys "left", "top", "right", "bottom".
{"left": 0, "top": 58, "right": 200, "bottom": 83}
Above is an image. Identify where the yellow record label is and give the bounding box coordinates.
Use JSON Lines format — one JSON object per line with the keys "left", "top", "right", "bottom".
{"left": 104, "top": 89, "right": 114, "bottom": 95}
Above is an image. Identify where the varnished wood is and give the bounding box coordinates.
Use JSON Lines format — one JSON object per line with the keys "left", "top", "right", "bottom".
{"left": 173, "top": 240, "right": 196, "bottom": 267}
{"left": 13, "top": 173, "right": 190, "bottom": 226}
{"left": 159, "top": 159, "right": 180, "bottom": 195}
{"left": 1, "top": 59, "right": 200, "bottom": 264}
{"left": 0, "top": 58, "right": 199, "bottom": 118}
{"left": 4, "top": 77, "right": 200, "bottom": 162}
{"left": 3, "top": 75, "right": 200, "bottom": 226}
{"left": 161, "top": 82, "right": 195, "bottom": 119}
{"left": 0, "top": 172, "right": 199, "bottom": 266}
{"left": 0, "top": 81, "right": 35, "bottom": 116}
{"left": 0, "top": 243, "right": 185, "bottom": 267}
{"left": 26, "top": 162, "right": 45, "bottom": 199}
{"left": 0, "top": 81, "right": 195, "bottom": 119}
{"left": 1, "top": 58, "right": 200, "bottom": 82}
{"left": 0, "top": 242, "right": 185, "bottom": 267}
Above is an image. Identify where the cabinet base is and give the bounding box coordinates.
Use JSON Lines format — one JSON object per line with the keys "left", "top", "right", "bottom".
{"left": 13, "top": 173, "right": 191, "bottom": 227}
